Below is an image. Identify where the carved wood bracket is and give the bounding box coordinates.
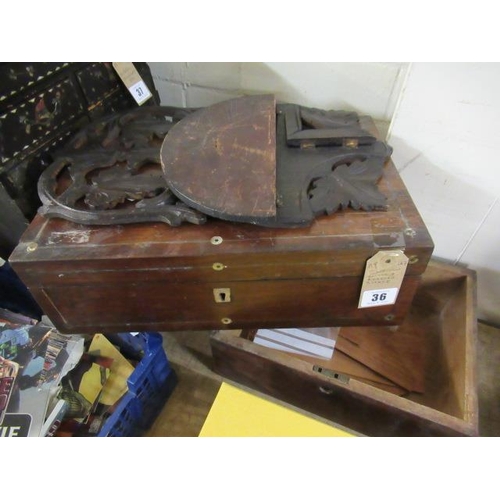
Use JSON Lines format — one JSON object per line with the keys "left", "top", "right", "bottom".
{"left": 37, "top": 106, "right": 207, "bottom": 226}
{"left": 37, "top": 96, "right": 393, "bottom": 228}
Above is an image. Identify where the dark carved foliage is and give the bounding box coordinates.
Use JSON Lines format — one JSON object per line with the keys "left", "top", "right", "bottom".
{"left": 37, "top": 106, "right": 207, "bottom": 227}
{"left": 308, "top": 159, "right": 387, "bottom": 215}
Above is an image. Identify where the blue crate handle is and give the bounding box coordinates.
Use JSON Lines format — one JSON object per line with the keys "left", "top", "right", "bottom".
{"left": 97, "top": 331, "right": 176, "bottom": 437}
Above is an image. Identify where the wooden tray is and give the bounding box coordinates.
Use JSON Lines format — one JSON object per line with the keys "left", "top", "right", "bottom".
{"left": 210, "top": 259, "right": 478, "bottom": 437}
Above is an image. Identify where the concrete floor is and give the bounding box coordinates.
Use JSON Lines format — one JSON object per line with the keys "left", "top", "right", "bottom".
{"left": 146, "top": 322, "right": 499, "bottom": 437}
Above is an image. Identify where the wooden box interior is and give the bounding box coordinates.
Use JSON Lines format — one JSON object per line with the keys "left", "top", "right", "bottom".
{"left": 211, "top": 260, "right": 478, "bottom": 436}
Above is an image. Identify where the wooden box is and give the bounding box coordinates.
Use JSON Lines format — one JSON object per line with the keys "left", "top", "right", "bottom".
{"left": 9, "top": 151, "right": 433, "bottom": 335}
{"left": 210, "top": 260, "right": 479, "bottom": 437}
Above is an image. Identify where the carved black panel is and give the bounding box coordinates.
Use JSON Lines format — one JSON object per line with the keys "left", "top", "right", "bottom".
{"left": 263, "top": 103, "right": 392, "bottom": 227}
{"left": 37, "top": 106, "right": 206, "bottom": 227}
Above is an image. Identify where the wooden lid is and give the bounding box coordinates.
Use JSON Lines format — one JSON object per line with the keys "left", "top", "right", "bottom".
{"left": 160, "top": 94, "right": 277, "bottom": 223}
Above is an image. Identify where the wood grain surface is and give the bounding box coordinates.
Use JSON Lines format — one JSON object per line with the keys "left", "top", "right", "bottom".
{"left": 161, "top": 94, "right": 276, "bottom": 222}
{"left": 335, "top": 317, "right": 427, "bottom": 393}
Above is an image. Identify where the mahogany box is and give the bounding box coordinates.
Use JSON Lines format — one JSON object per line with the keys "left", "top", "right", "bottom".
{"left": 9, "top": 143, "right": 433, "bottom": 335}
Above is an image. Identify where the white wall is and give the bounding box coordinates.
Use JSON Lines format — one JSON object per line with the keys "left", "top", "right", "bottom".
{"left": 148, "top": 62, "right": 408, "bottom": 137}
{"left": 388, "top": 63, "right": 500, "bottom": 324}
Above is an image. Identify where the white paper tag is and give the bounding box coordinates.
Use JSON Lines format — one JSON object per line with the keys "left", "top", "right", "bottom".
{"left": 358, "top": 250, "right": 409, "bottom": 309}
{"left": 359, "top": 287, "right": 399, "bottom": 308}
{"left": 112, "top": 62, "right": 152, "bottom": 106}
{"left": 129, "top": 80, "right": 152, "bottom": 105}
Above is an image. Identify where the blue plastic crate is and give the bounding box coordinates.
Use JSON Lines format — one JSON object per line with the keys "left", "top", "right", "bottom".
{"left": 97, "top": 332, "right": 177, "bottom": 437}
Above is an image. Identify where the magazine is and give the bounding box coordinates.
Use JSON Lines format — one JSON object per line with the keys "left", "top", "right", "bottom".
{"left": 0, "top": 321, "right": 51, "bottom": 436}
{"left": 0, "top": 323, "right": 84, "bottom": 437}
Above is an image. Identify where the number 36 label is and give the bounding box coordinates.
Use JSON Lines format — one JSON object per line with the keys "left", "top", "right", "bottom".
{"left": 359, "top": 287, "right": 399, "bottom": 308}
